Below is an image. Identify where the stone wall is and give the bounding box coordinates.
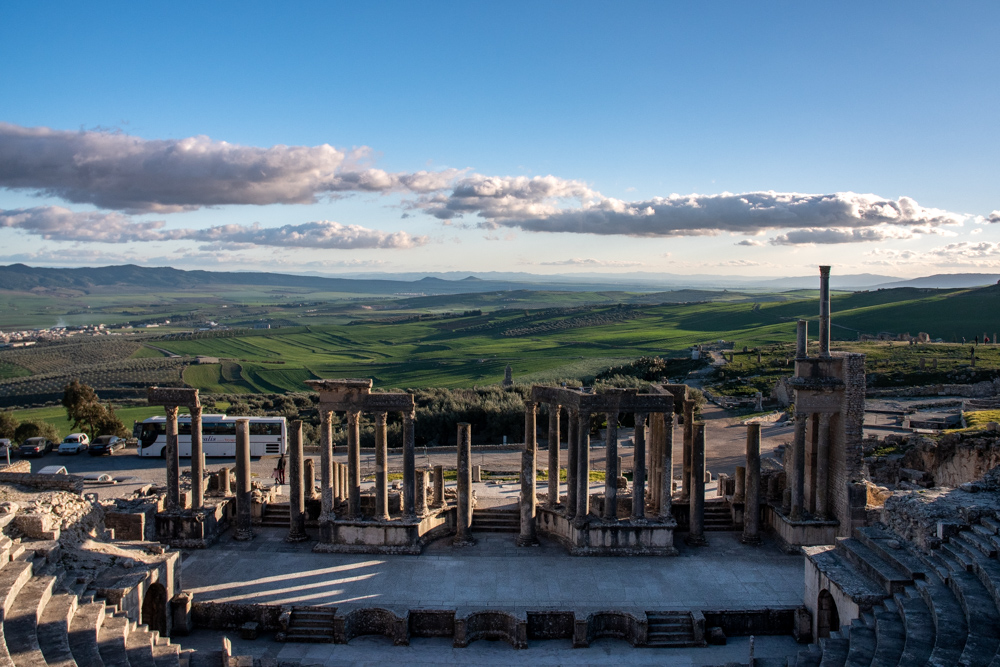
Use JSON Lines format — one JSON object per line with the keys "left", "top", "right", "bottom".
{"left": 0, "top": 472, "right": 84, "bottom": 494}
{"left": 865, "top": 431, "right": 1000, "bottom": 489}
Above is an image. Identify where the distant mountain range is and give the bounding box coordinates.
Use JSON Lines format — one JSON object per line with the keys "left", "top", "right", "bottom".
{"left": 1, "top": 263, "right": 998, "bottom": 294}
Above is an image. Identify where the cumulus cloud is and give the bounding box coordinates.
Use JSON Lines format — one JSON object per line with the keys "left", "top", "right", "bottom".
{"left": 990, "top": 211, "right": 1000, "bottom": 224}
{"left": 0, "top": 123, "right": 461, "bottom": 212}
{"left": 0, "top": 206, "right": 425, "bottom": 249}
{"left": 735, "top": 239, "right": 763, "bottom": 246}
{"left": 770, "top": 226, "right": 917, "bottom": 245}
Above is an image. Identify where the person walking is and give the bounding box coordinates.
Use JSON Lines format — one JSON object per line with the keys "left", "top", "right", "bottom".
{"left": 276, "top": 453, "right": 286, "bottom": 485}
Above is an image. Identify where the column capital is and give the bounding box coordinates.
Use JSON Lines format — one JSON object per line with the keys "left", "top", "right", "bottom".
{"left": 165, "top": 405, "right": 179, "bottom": 418}
{"left": 374, "top": 411, "right": 388, "bottom": 426}
{"left": 346, "top": 410, "right": 360, "bottom": 425}
{"left": 524, "top": 400, "right": 537, "bottom": 411}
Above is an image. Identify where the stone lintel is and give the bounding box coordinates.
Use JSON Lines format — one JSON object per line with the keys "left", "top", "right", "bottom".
{"left": 794, "top": 392, "right": 845, "bottom": 413}
{"left": 529, "top": 385, "right": 673, "bottom": 414}
{"left": 147, "top": 387, "right": 200, "bottom": 408}
{"left": 318, "top": 392, "right": 415, "bottom": 413}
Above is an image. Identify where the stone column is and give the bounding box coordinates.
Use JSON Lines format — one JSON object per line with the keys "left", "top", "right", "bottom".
{"left": 286, "top": 420, "right": 308, "bottom": 542}
{"left": 648, "top": 412, "right": 660, "bottom": 512}
{"left": 433, "top": 465, "right": 444, "bottom": 508}
{"left": 575, "top": 412, "right": 591, "bottom": 525}
{"left": 320, "top": 410, "right": 334, "bottom": 517}
{"left": 733, "top": 465, "right": 746, "bottom": 503}
{"left": 190, "top": 405, "right": 204, "bottom": 510}
{"left": 603, "top": 412, "right": 619, "bottom": 521}
{"left": 632, "top": 412, "right": 647, "bottom": 521}
{"left": 566, "top": 409, "right": 578, "bottom": 518}
{"left": 332, "top": 461, "right": 342, "bottom": 502}
{"left": 165, "top": 406, "right": 181, "bottom": 510}
{"left": 454, "top": 423, "right": 474, "bottom": 545}
{"left": 685, "top": 422, "right": 707, "bottom": 546}
{"left": 416, "top": 469, "right": 429, "bottom": 516}
{"left": 234, "top": 419, "right": 253, "bottom": 541}
{"left": 681, "top": 400, "right": 695, "bottom": 502}
{"left": 816, "top": 412, "right": 831, "bottom": 519}
{"left": 341, "top": 464, "right": 348, "bottom": 503}
{"left": 742, "top": 422, "right": 762, "bottom": 545}
{"left": 819, "top": 265, "right": 831, "bottom": 358}
{"left": 547, "top": 404, "right": 560, "bottom": 508}
{"left": 791, "top": 412, "right": 807, "bottom": 521}
{"left": 403, "top": 411, "right": 416, "bottom": 519}
{"left": 518, "top": 402, "right": 538, "bottom": 546}
{"left": 346, "top": 411, "right": 361, "bottom": 520}
{"left": 374, "top": 412, "right": 389, "bottom": 521}
{"left": 796, "top": 319, "right": 808, "bottom": 359}
{"left": 659, "top": 413, "right": 673, "bottom": 521}
{"left": 304, "top": 458, "right": 316, "bottom": 500}
{"left": 218, "top": 466, "right": 230, "bottom": 496}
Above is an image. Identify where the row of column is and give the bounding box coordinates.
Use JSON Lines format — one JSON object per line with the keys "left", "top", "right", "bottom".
{"left": 162, "top": 404, "right": 205, "bottom": 512}
{"left": 789, "top": 410, "right": 834, "bottom": 521}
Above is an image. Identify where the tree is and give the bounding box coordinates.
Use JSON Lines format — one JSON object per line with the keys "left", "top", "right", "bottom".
{"left": 14, "top": 420, "right": 59, "bottom": 445}
{"left": 61, "top": 380, "right": 127, "bottom": 439}
{"left": 0, "top": 411, "right": 17, "bottom": 440}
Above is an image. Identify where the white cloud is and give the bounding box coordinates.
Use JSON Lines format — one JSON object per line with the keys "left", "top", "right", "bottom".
{"left": 865, "top": 242, "right": 1000, "bottom": 268}
{"left": 770, "top": 226, "right": 917, "bottom": 245}
{"left": 0, "top": 206, "right": 175, "bottom": 242}
{"left": 189, "top": 220, "right": 427, "bottom": 249}
{"left": 735, "top": 239, "right": 763, "bottom": 246}
{"left": 530, "top": 258, "right": 645, "bottom": 267}
{"left": 0, "top": 123, "right": 461, "bottom": 213}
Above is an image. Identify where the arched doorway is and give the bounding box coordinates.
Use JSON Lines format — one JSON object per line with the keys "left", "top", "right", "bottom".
{"left": 817, "top": 589, "right": 840, "bottom": 638}
{"left": 142, "top": 582, "right": 168, "bottom": 636}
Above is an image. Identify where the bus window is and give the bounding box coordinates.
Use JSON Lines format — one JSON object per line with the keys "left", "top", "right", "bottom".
{"left": 203, "top": 422, "right": 236, "bottom": 437}
{"left": 250, "top": 422, "right": 283, "bottom": 436}
{"left": 140, "top": 423, "right": 163, "bottom": 448}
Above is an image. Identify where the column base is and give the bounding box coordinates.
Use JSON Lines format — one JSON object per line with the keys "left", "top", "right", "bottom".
{"left": 684, "top": 533, "right": 708, "bottom": 547}
{"left": 285, "top": 531, "right": 310, "bottom": 543}
{"left": 452, "top": 535, "right": 476, "bottom": 547}
{"left": 515, "top": 534, "right": 539, "bottom": 547}
{"left": 739, "top": 533, "right": 762, "bottom": 546}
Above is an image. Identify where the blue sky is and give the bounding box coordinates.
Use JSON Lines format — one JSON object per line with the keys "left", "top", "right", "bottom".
{"left": 0, "top": 2, "right": 997, "bottom": 277}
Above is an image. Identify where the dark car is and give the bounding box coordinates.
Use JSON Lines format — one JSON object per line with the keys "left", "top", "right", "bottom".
{"left": 89, "top": 435, "right": 124, "bottom": 456}
{"left": 19, "top": 437, "right": 54, "bottom": 457}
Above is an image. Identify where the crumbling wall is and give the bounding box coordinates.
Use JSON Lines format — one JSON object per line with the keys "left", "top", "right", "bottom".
{"left": 865, "top": 430, "right": 1000, "bottom": 489}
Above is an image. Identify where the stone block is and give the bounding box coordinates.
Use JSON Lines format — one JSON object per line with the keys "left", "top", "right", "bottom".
{"left": 15, "top": 513, "right": 59, "bottom": 540}
{"left": 239, "top": 621, "right": 259, "bottom": 640}
{"left": 171, "top": 592, "right": 193, "bottom": 636}
{"left": 707, "top": 626, "right": 726, "bottom": 645}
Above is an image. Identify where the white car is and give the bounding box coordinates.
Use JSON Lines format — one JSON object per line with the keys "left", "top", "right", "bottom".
{"left": 59, "top": 433, "right": 90, "bottom": 455}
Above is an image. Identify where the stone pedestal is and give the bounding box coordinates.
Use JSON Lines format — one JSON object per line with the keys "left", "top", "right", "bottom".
{"left": 286, "top": 420, "right": 308, "bottom": 542}
{"left": 234, "top": 420, "right": 254, "bottom": 541}
{"left": 454, "top": 423, "right": 474, "bottom": 546}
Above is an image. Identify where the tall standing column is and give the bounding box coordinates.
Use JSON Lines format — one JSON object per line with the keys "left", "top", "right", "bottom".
{"left": 819, "top": 265, "right": 831, "bottom": 358}
{"left": 320, "top": 410, "right": 334, "bottom": 517}
{"left": 346, "top": 411, "right": 361, "bottom": 520}
{"left": 454, "top": 423, "right": 474, "bottom": 545}
{"left": 796, "top": 319, "right": 808, "bottom": 359}
{"left": 682, "top": 400, "right": 695, "bottom": 502}
{"left": 816, "top": 412, "right": 831, "bottom": 519}
{"left": 741, "top": 422, "right": 762, "bottom": 545}
{"left": 547, "top": 405, "right": 561, "bottom": 508}
{"left": 575, "top": 412, "right": 591, "bottom": 525}
{"left": 403, "top": 411, "right": 416, "bottom": 519}
{"left": 659, "top": 413, "right": 673, "bottom": 521}
{"left": 566, "top": 409, "right": 578, "bottom": 518}
{"left": 190, "top": 405, "right": 204, "bottom": 510}
{"left": 374, "top": 412, "right": 389, "bottom": 521}
{"left": 648, "top": 412, "right": 660, "bottom": 513}
{"left": 433, "top": 465, "right": 444, "bottom": 507}
{"left": 632, "top": 412, "right": 647, "bottom": 521}
{"left": 603, "top": 412, "right": 619, "bottom": 521}
{"left": 685, "top": 422, "right": 707, "bottom": 546}
{"left": 234, "top": 419, "right": 253, "bottom": 541}
{"left": 518, "top": 402, "right": 538, "bottom": 546}
{"left": 164, "top": 406, "right": 181, "bottom": 510}
{"left": 286, "top": 420, "right": 308, "bottom": 542}
{"left": 791, "top": 412, "right": 807, "bottom": 521}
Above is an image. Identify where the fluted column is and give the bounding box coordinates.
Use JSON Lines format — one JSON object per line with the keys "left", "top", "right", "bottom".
{"left": 374, "top": 412, "right": 389, "bottom": 521}
{"left": 685, "top": 422, "right": 707, "bottom": 546}
{"left": 190, "top": 405, "right": 204, "bottom": 510}
{"left": 165, "top": 406, "right": 180, "bottom": 510}
{"left": 403, "top": 411, "right": 416, "bottom": 519}
{"left": 566, "top": 409, "right": 578, "bottom": 518}
{"left": 632, "top": 412, "right": 647, "bottom": 521}
{"left": 346, "top": 411, "right": 361, "bottom": 519}
{"left": 547, "top": 404, "right": 560, "bottom": 508}
{"left": 454, "top": 422, "right": 474, "bottom": 545}
{"left": 518, "top": 401, "right": 538, "bottom": 546}
{"left": 286, "top": 420, "right": 308, "bottom": 542}
{"left": 791, "top": 412, "right": 807, "bottom": 521}
{"left": 742, "top": 422, "right": 762, "bottom": 545}
{"left": 816, "top": 412, "right": 832, "bottom": 519}
{"left": 575, "top": 412, "right": 591, "bottom": 525}
{"left": 320, "top": 409, "right": 334, "bottom": 518}
{"left": 234, "top": 419, "right": 253, "bottom": 541}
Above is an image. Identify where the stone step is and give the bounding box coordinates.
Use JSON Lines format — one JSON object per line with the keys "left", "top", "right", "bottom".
{"left": 846, "top": 619, "right": 875, "bottom": 667}
{"left": 981, "top": 517, "right": 1000, "bottom": 534}
{"left": 37, "top": 592, "right": 79, "bottom": 667}
{"left": 0, "top": 559, "right": 36, "bottom": 666}
{"left": 284, "top": 631, "right": 334, "bottom": 643}
{"left": 817, "top": 635, "right": 848, "bottom": 667}
{"left": 855, "top": 525, "right": 928, "bottom": 581}
{"left": 126, "top": 625, "right": 157, "bottom": 667}
{"left": 870, "top": 599, "right": 906, "bottom": 667}
{"left": 5, "top": 573, "right": 56, "bottom": 666}
{"left": 645, "top": 612, "right": 697, "bottom": 647}
{"left": 957, "top": 533, "right": 999, "bottom": 559}
{"left": 68, "top": 601, "right": 107, "bottom": 667}
{"left": 793, "top": 644, "right": 822, "bottom": 667}
{"left": 97, "top": 613, "right": 131, "bottom": 667}
{"left": 151, "top": 641, "right": 180, "bottom": 667}
{"left": 932, "top": 551, "right": 1000, "bottom": 666}
{"left": 893, "top": 589, "right": 935, "bottom": 667}
{"left": 836, "top": 537, "right": 911, "bottom": 595}
{"left": 911, "top": 577, "right": 968, "bottom": 667}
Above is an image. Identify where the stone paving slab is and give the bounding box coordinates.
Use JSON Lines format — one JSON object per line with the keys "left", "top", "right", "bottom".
{"left": 181, "top": 528, "right": 804, "bottom": 613}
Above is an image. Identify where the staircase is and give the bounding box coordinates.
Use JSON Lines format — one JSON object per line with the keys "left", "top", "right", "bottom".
{"left": 0, "top": 533, "right": 183, "bottom": 667}
{"left": 703, "top": 501, "right": 738, "bottom": 531}
{"left": 645, "top": 611, "right": 704, "bottom": 647}
{"left": 791, "top": 518, "right": 1000, "bottom": 666}
{"left": 284, "top": 606, "right": 336, "bottom": 643}
{"left": 261, "top": 503, "right": 291, "bottom": 527}
{"left": 472, "top": 508, "right": 520, "bottom": 533}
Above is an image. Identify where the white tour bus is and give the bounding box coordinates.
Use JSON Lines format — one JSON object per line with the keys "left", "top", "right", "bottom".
{"left": 135, "top": 415, "right": 287, "bottom": 458}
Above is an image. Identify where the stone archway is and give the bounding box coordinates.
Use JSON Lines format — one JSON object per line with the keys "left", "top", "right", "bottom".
{"left": 817, "top": 589, "right": 840, "bottom": 639}
{"left": 142, "top": 582, "right": 168, "bottom": 636}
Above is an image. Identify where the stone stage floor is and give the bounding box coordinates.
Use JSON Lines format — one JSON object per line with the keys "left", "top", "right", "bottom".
{"left": 181, "top": 527, "right": 804, "bottom": 614}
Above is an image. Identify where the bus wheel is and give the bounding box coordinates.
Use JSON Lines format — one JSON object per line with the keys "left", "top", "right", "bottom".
{"left": 160, "top": 449, "right": 166, "bottom": 459}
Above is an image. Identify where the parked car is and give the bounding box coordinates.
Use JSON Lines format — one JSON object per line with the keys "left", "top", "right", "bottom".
{"left": 89, "top": 435, "right": 124, "bottom": 456}
{"left": 59, "top": 433, "right": 90, "bottom": 455}
{"left": 20, "top": 437, "right": 54, "bottom": 457}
